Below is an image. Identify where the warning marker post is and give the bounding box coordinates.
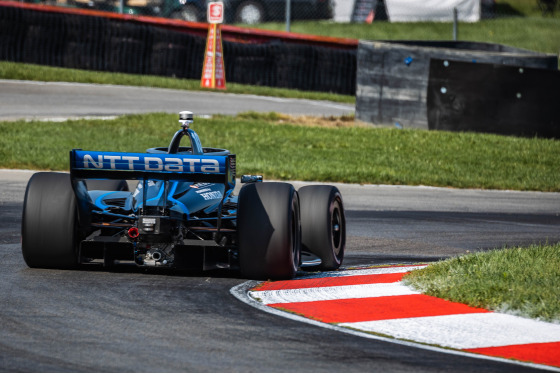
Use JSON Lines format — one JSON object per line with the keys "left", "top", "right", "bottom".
{"left": 201, "top": 2, "right": 226, "bottom": 90}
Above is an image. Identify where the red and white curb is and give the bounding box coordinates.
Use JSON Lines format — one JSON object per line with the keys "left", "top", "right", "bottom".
{"left": 230, "top": 265, "right": 560, "bottom": 371}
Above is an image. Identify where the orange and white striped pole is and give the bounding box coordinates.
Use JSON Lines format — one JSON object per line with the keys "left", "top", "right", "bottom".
{"left": 201, "top": 2, "right": 226, "bottom": 90}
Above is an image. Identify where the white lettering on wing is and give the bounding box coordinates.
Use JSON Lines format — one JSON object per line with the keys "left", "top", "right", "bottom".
{"left": 183, "top": 158, "right": 201, "bottom": 172}
{"left": 83, "top": 154, "right": 103, "bottom": 169}
{"left": 104, "top": 155, "right": 121, "bottom": 169}
{"left": 145, "top": 157, "right": 163, "bottom": 171}
{"left": 122, "top": 156, "right": 139, "bottom": 170}
{"left": 201, "top": 159, "right": 220, "bottom": 173}
{"left": 164, "top": 158, "right": 183, "bottom": 172}
{"left": 80, "top": 154, "right": 222, "bottom": 173}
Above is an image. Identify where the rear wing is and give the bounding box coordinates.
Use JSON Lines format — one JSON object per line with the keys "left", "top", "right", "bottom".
{"left": 70, "top": 150, "right": 236, "bottom": 185}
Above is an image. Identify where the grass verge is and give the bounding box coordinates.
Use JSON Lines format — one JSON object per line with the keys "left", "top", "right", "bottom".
{"left": 403, "top": 243, "right": 560, "bottom": 322}
{"left": 0, "top": 61, "right": 355, "bottom": 104}
{"left": 258, "top": 17, "right": 560, "bottom": 56}
{"left": 1, "top": 112, "right": 559, "bottom": 191}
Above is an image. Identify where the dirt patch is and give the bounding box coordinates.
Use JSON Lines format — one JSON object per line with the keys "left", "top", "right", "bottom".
{"left": 272, "top": 114, "right": 369, "bottom": 128}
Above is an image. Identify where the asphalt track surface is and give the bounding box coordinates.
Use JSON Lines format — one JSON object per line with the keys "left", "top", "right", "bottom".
{"left": 1, "top": 170, "right": 559, "bottom": 372}
{"left": 1, "top": 82, "right": 559, "bottom": 371}
{"left": 0, "top": 80, "right": 354, "bottom": 121}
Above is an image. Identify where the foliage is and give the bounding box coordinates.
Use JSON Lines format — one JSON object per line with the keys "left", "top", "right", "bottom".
{"left": 1, "top": 112, "right": 559, "bottom": 191}
{"left": 403, "top": 244, "right": 560, "bottom": 322}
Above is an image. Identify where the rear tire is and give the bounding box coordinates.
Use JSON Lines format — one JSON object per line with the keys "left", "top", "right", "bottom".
{"left": 21, "top": 172, "right": 81, "bottom": 269}
{"left": 238, "top": 182, "right": 301, "bottom": 280}
{"left": 299, "top": 185, "right": 345, "bottom": 270}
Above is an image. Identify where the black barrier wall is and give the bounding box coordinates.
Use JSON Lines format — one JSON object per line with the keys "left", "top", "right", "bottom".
{"left": 428, "top": 59, "right": 560, "bottom": 138}
{"left": 0, "top": 5, "right": 356, "bottom": 95}
{"left": 356, "top": 40, "right": 558, "bottom": 130}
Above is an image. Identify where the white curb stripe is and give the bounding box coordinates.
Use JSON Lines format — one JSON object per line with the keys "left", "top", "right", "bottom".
{"left": 304, "top": 265, "right": 427, "bottom": 278}
{"left": 340, "top": 311, "right": 560, "bottom": 350}
{"left": 250, "top": 282, "right": 420, "bottom": 305}
{"left": 230, "top": 281, "right": 560, "bottom": 372}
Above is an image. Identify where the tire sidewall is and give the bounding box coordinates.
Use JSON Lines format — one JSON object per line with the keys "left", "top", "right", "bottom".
{"left": 238, "top": 182, "right": 300, "bottom": 280}
{"left": 299, "top": 185, "right": 345, "bottom": 270}
{"left": 21, "top": 172, "right": 80, "bottom": 269}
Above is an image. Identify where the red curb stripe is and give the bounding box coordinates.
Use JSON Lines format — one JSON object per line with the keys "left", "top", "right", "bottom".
{"left": 255, "top": 273, "right": 408, "bottom": 291}
{"left": 269, "top": 294, "right": 490, "bottom": 324}
{"left": 465, "top": 342, "right": 560, "bottom": 368}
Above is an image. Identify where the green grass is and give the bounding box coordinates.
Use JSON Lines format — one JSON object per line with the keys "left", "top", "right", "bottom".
{"left": 247, "top": 0, "right": 560, "bottom": 56}
{"left": 1, "top": 112, "right": 559, "bottom": 191}
{"left": 403, "top": 243, "right": 560, "bottom": 322}
{"left": 258, "top": 16, "right": 559, "bottom": 56}
{"left": 495, "top": 0, "right": 560, "bottom": 17}
{"left": 0, "top": 61, "right": 355, "bottom": 104}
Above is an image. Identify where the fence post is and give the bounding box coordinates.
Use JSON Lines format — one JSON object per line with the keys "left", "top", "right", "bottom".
{"left": 286, "top": 0, "right": 291, "bottom": 32}
{"left": 453, "top": 7, "right": 458, "bottom": 41}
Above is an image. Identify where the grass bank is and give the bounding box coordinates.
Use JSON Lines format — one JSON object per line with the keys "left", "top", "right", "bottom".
{"left": 403, "top": 243, "right": 560, "bottom": 322}
{"left": 1, "top": 112, "right": 559, "bottom": 191}
{"left": 255, "top": 0, "right": 560, "bottom": 56}
{"left": 258, "top": 17, "right": 559, "bottom": 56}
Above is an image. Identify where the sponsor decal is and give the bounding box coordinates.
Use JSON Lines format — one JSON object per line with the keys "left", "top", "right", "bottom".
{"left": 76, "top": 152, "right": 224, "bottom": 174}
{"left": 200, "top": 191, "right": 223, "bottom": 201}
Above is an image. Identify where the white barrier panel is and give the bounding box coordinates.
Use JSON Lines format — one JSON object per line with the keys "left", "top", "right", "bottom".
{"left": 386, "top": 0, "right": 480, "bottom": 22}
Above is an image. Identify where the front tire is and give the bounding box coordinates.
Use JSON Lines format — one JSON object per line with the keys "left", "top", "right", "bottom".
{"left": 238, "top": 182, "right": 301, "bottom": 280}
{"left": 21, "top": 172, "right": 81, "bottom": 269}
{"left": 299, "top": 185, "right": 345, "bottom": 270}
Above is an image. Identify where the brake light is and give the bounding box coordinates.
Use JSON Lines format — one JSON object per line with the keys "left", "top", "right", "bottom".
{"left": 128, "top": 227, "right": 139, "bottom": 239}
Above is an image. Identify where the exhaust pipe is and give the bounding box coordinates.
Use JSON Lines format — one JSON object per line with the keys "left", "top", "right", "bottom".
{"left": 152, "top": 251, "right": 162, "bottom": 261}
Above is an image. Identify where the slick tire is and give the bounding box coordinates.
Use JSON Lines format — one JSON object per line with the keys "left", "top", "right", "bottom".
{"left": 21, "top": 172, "right": 81, "bottom": 269}
{"left": 238, "top": 182, "right": 301, "bottom": 280}
{"left": 299, "top": 185, "right": 345, "bottom": 270}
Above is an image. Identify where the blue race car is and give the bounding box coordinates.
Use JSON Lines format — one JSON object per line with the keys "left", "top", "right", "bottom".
{"left": 21, "top": 111, "right": 345, "bottom": 280}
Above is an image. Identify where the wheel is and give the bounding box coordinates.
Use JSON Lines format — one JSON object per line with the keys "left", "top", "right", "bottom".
{"left": 21, "top": 172, "right": 81, "bottom": 269}
{"left": 235, "top": 0, "right": 265, "bottom": 24}
{"left": 171, "top": 5, "right": 200, "bottom": 22}
{"left": 85, "top": 179, "right": 129, "bottom": 191}
{"left": 238, "top": 182, "right": 301, "bottom": 280}
{"left": 299, "top": 185, "right": 345, "bottom": 270}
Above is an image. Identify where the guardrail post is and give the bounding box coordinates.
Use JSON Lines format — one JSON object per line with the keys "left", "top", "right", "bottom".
{"left": 453, "top": 7, "right": 458, "bottom": 41}
{"left": 286, "top": 0, "right": 291, "bottom": 32}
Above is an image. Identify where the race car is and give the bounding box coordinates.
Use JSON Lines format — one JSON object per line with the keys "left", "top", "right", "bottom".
{"left": 21, "top": 111, "right": 345, "bottom": 280}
